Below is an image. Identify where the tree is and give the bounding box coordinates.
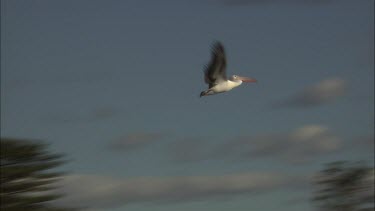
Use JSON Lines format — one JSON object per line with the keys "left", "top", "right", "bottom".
{"left": 1, "top": 137, "right": 71, "bottom": 211}
{"left": 313, "top": 161, "right": 374, "bottom": 211}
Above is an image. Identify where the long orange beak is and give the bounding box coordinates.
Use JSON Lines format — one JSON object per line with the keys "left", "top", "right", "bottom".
{"left": 238, "top": 76, "right": 257, "bottom": 83}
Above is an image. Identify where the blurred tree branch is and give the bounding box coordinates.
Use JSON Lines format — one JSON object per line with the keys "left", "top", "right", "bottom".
{"left": 313, "top": 161, "right": 374, "bottom": 211}
{"left": 1, "top": 137, "right": 75, "bottom": 211}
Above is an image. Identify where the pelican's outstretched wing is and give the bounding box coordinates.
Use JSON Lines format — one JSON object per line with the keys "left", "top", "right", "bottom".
{"left": 204, "top": 42, "right": 227, "bottom": 88}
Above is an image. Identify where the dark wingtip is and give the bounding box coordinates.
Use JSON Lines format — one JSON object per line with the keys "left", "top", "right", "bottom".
{"left": 212, "top": 40, "right": 224, "bottom": 50}
{"left": 210, "top": 41, "right": 225, "bottom": 57}
{"left": 200, "top": 91, "right": 205, "bottom": 98}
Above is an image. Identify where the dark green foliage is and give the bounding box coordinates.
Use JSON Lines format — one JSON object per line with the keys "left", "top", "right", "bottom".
{"left": 1, "top": 138, "right": 72, "bottom": 211}
{"left": 313, "top": 161, "right": 374, "bottom": 211}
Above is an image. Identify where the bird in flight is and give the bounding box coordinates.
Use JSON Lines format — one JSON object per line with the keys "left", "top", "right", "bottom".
{"left": 200, "top": 42, "right": 257, "bottom": 97}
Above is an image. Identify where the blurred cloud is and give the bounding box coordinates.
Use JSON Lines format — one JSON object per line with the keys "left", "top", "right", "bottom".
{"left": 214, "top": 125, "right": 341, "bottom": 164}
{"left": 358, "top": 136, "right": 375, "bottom": 152}
{"left": 273, "top": 78, "right": 347, "bottom": 108}
{"left": 168, "top": 125, "right": 341, "bottom": 164}
{"left": 341, "top": 135, "right": 374, "bottom": 155}
{"left": 46, "top": 107, "right": 118, "bottom": 124}
{"left": 55, "top": 172, "right": 307, "bottom": 209}
{"left": 169, "top": 137, "right": 216, "bottom": 162}
{"left": 109, "top": 132, "right": 165, "bottom": 151}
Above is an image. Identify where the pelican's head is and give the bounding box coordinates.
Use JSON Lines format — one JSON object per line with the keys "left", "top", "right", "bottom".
{"left": 230, "top": 75, "right": 257, "bottom": 83}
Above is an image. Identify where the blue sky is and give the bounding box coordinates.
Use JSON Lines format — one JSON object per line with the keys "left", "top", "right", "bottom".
{"left": 1, "top": 0, "right": 374, "bottom": 210}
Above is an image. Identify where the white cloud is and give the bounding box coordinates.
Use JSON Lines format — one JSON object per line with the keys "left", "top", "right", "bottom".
{"left": 289, "top": 125, "right": 340, "bottom": 151}
{"left": 212, "top": 125, "right": 341, "bottom": 164}
{"left": 275, "top": 78, "right": 347, "bottom": 108}
{"left": 54, "top": 172, "right": 305, "bottom": 209}
{"left": 290, "top": 125, "right": 329, "bottom": 141}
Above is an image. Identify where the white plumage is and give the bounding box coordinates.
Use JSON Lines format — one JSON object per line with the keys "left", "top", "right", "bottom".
{"left": 200, "top": 42, "right": 257, "bottom": 97}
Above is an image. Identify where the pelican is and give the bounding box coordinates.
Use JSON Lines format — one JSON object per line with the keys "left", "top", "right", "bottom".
{"left": 200, "top": 42, "right": 257, "bottom": 97}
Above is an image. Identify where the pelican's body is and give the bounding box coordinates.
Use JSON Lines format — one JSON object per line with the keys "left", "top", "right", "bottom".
{"left": 205, "top": 79, "right": 242, "bottom": 95}
{"left": 200, "top": 42, "right": 257, "bottom": 97}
